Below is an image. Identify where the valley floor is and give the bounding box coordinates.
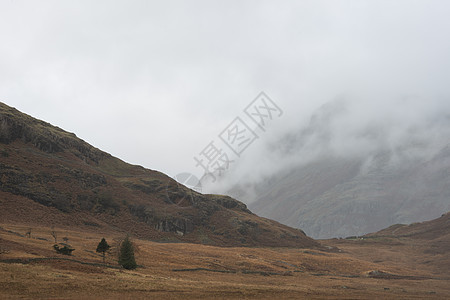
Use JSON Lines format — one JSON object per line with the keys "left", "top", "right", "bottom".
{"left": 1, "top": 224, "right": 449, "bottom": 299}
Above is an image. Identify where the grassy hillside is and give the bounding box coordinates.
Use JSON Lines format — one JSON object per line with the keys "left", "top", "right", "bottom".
{"left": 0, "top": 101, "right": 317, "bottom": 248}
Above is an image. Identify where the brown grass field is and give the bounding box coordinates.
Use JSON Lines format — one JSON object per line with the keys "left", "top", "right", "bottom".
{"left": 1, "top": 223, "right": 449, "bottom": 299}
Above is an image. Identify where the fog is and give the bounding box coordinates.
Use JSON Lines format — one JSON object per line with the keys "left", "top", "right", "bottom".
{"left": 207, "top": 95, "right": 450, "bottom": 201}
{"left": 1, "top": 0, "right": 450, "bottom": 197}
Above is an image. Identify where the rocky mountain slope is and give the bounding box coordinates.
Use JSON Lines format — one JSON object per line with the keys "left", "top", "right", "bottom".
{"left": 0, "top": 102, "right": 318, "bottom": 248}
{"left": 240, "top": 100, "right": 450, "bottom": 238}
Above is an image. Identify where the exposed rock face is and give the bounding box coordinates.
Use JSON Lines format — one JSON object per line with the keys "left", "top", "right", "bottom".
{"left": 209, "top": 195, "right": 251, "bottom": 213}
{"left": 155, "top": 218, "right": 194, "bottom": 234}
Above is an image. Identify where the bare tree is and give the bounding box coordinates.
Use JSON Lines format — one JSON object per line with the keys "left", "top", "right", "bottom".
{"left": 51, "top": 227, "right": 57, "bottom": 243}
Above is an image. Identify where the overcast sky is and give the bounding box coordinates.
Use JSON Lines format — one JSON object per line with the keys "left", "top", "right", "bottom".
{"left": 1, "top": 0, "right": 450, "bottom": 192}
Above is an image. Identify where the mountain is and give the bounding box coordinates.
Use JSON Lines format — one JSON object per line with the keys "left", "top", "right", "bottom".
{"left": 0, "top": 101, "right": 318, "bottom": 248}
{"left": 322, "top": 211, "right": 450, "bottom": 279}
{"left": 231, "top": 99, "right": 450, "bottom": 238}
{"left": 368, "top": 211, "right": 450, "bottom": 241}
{"left": 360, "top": 211, "right": 450, "bottom": 276}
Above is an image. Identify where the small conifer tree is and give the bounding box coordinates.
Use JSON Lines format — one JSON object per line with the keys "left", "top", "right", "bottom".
{"left": 118, "top": 236, "right": 137, "bottom": 270}
{"left": 96, "top": 238, "right": 111, "bottom": 263}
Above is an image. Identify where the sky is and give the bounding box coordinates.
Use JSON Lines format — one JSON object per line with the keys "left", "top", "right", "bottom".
{"left": 1, "top": 0, "right": 450, "bottom": 195}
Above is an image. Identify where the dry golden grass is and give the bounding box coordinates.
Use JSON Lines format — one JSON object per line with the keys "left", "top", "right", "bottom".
{"left": 1, "top": 223, "right": 449, "bottom": 299}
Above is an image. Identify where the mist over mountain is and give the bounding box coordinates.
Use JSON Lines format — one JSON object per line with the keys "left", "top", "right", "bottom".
{"left": 210, "top": 97, "right": 450, "bottom": 238}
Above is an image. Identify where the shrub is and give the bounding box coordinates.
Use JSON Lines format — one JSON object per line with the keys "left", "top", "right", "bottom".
{"left": 53, "top": 244, "right": 75, "bottom": 255}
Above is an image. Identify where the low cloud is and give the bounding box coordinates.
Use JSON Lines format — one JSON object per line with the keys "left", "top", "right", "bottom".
{"left": 207, "top": 96, "right": 450, "bottom": 202}
{"left": 0, "top": 1, "right": 449, "bottom": 190}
